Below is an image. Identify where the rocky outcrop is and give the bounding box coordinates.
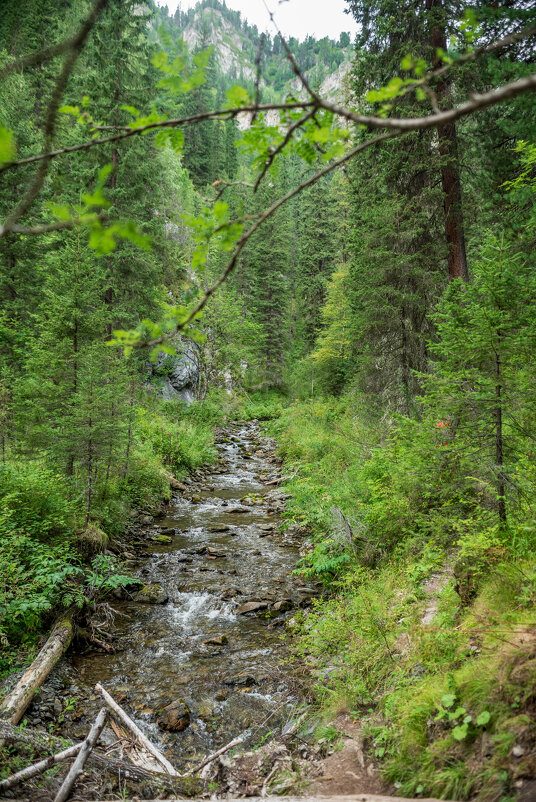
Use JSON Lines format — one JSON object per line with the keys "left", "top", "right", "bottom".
{"left": 146, "top": 338, "right": 201, "bottom": 405}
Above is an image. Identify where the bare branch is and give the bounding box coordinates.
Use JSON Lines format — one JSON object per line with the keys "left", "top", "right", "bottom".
{"left": 0, "top": 101, "right": 316, "bottom": 175}
{"left": 11, "top": 213, "right": 105, "bottom": 236}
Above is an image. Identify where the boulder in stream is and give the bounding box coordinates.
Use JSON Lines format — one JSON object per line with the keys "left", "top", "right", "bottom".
{"left": 157, "top": 698, "right": 191, "bottom": 731}
{"left": 236, "top": 601, "right": 269, "bottom": 615}
{"left": 133, "top": 583, "right": 169, "bottom": 604}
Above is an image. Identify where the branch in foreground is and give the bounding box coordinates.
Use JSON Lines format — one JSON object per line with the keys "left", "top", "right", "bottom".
{"left": 133, "top": 130, "right": 401, "bottom": 349}
{"left": 3, "top": 70, "right": 535, "bottom": 184}
{"left": 0, "top": 0, "right": 109, "bottom": 240}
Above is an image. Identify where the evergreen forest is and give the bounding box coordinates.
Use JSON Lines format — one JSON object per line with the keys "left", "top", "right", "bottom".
{"left": 0, "top": 1, "right": 536, "bottom": 800}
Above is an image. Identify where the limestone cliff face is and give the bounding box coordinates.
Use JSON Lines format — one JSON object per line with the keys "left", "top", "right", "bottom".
{"left": 173, "top": 4, "right": 351, "bottom": 107}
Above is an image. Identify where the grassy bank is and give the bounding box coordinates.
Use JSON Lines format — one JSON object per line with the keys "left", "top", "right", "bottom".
{"left": 271, "top": 398, "right": 536, "bottom": 802}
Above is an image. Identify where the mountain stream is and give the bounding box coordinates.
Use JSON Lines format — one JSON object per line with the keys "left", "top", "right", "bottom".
{"left": 34, "top": 423, "right": 314, "bottom": 771}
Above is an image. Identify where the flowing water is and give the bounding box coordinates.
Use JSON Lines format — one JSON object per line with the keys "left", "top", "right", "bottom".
{"left": 52, "top": 422, "right": 313, "bottom": 769}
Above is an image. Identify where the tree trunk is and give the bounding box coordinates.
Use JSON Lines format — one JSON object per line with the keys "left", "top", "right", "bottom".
{"left": 0, "top": 613, "right": 74, "bottom": 725}
{"left": 495, "top": 349, "right": 506, "bottom": 524}
{"left": 426, "top": 0, "right": 468, "bottom": 281}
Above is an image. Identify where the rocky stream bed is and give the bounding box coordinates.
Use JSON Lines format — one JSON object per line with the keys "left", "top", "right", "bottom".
{"left": 22, "top": 422, "right": 317, "bottom": 776}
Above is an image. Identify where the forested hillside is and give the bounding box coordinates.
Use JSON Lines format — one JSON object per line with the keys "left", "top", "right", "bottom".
{"left": 1, "top": 0, "right": 536, "bottom": 800}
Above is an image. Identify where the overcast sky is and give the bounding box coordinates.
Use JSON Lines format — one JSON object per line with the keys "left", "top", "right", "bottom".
{"left": 155, "top": 0, "right": 358, "bottom": 41}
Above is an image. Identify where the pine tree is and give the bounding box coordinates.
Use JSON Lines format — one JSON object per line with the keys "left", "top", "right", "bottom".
{"left": 425, "top": 234, "right": 536, "bottom": 526}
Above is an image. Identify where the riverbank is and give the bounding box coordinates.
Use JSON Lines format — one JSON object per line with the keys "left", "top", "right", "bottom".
{"left": 267, "top": 398, "right": 536, "bottom": 802}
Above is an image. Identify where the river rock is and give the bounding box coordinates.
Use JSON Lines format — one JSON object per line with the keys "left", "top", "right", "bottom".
{"left": 149, "top": 534, "right": 173, "bottom": 544}
{"left": 133, "top": 583, "right": 169, "bottom": 604}
{"left": 272, "top": 599, "right": 293, "bottom": 613}
{"left": 226, "top": 506, "right": 248, "bottom": 514}
{"left": 203, "top": 634, "right": 228, "bottom": 646}
{"left": 236, "top": 601, "right": 269, "bottom": 615}
{"left": 157, "top": 698, "right": 190, "bottom": 731}
{"left": 141, "top": 515, "right": 154, "bottom": 526}
{"left": 209, "top": 524, "right": 231, "bottom": 532}
{"left": 207, "top": 546, "right": 226, "bottom": 557}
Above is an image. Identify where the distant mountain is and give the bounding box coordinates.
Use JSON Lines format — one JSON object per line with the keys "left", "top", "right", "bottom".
{"left": 152, "top": 0, "right": 352, "bottom": 103}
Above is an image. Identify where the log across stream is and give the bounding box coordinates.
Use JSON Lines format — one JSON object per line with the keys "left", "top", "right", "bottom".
{"left": 27, "top": 422, "right": 315, "bottom": 771}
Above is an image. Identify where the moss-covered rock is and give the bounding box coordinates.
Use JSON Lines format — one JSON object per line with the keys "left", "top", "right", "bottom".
{"left": 77, "top": 523, "right": 109, "bottom": 556}
{"left": 133, "top": 583, "right": 169, "bottom": 604}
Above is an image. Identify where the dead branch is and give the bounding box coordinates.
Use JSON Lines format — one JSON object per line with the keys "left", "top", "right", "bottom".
{"left": 190, "top": 735, "right": 243, "bottom": 775}
{"left": 95, "top": 683, "right": 179, "bottom": 776}
{"left": 53, "top": 707, "right": 107, "bottom": 802}
{"left": 0, "top": 742, "right": 82, "bottom": 792}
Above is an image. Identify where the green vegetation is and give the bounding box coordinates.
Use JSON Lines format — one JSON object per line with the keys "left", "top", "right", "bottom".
{"left": 1, "top": 0, "right": 536, "bottom": 796}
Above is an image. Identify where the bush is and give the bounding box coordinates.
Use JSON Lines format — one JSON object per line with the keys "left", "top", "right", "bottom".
{"left": 0, "top": 530, "right": 81, "bottom": 643}
{"left": 136, "top": 405, "right": 216, "bottom": 476}
{"left": 0, "top": 462, "right": 75, "bottom": 541}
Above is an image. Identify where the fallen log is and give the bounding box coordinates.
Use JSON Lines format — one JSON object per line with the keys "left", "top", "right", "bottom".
{"left": 0, "top": 720, "right": 173, "bottom": 785}
{"left": 0, "top": 612, "right": 74, "bottom": 725}
{"left": 0, "top": 742, "right": 82, "bottom": 792}
{"left": 54, "top": 707, "right": 107, "bottom": 802}
{"left": 95, "top": 683, "right": 179, "bottom": 776}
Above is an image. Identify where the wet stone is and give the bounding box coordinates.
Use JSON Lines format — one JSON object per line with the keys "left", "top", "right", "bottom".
{"left": 133, "top": 583, "right": 169, "bottom": 604}
{"left": 157, "top": 698, "right": 191, "bottom": 732}
{"left": 236, "top": 601, "right": 269, "bottom": 615}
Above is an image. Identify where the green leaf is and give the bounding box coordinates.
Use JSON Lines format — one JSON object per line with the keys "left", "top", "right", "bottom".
{"left": 477, "top": 711, "right": 491, "bottom": 726}
{"left": 59, "top": 105, "right": 80, "bottom": 116}
{"left": 0, "top": 126, "right": 16, "bottom": 166}
{"left": 225, "top": 85, "right": 251, "bottom": 108}
{"left": 441, "top": 693, "right": 456, "bottom": 709}
{"left": 401, "top": 55, "right": 413, "bottom": 71}
{"left": 452, "top": 723, "right": 468, "bottom": 741}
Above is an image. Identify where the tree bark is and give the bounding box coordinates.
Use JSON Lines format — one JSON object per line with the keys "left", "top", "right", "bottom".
{"left": 495, "top": 348, "right": 506, "bottom": 524}
{"left": 426, "top": 0, "right": 468, "bottom": 281}
{"left": 0, "top": 613, "right": 74, "bottom": 725}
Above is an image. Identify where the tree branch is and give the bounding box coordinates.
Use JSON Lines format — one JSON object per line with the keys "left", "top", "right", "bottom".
{"left": 133, "top": 131, "right": 400, "bottom": 349}
{"left": 254, "top": 107, "right": 318, "bottom": 192}
{"left": 0, "top": 0, "right": 109, "bottom": 240}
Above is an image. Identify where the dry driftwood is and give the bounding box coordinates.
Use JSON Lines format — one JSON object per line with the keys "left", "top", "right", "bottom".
{"left": 0, "top": 720, "right": 173, "bottom": 785}
{"left": 191, "top": 735, "right": 243, "bottom": 775}
{"left": 54, "top": 707, "right": 107, "bottom": 802}
{"left": 0, "top": 612, "right": 74, "bottom": 725}
{"left": 95, "top": 683, "right": 179, "bottom": 776}
{"left": 0, "top": 742, "right": 82, "bottom": 792}
{"left": 109, "top": 717, "right": 166, "bottom": 774}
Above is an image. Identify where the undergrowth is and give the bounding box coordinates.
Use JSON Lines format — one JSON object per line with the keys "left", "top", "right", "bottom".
{"left": 271, "top": 397, "right": 536, "bottom": 801}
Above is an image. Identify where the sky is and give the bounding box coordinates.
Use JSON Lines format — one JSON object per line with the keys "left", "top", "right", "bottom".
{"left": 155, "top": 0, "right": 358, "bottom": 41}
